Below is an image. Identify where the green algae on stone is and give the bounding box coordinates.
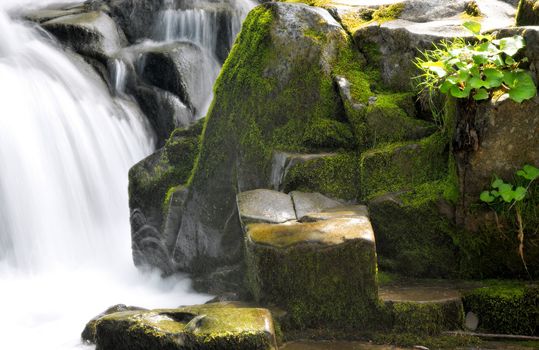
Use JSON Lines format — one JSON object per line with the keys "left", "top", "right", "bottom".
{"left": 283, "top": 152, "right": 359, "bottom": 201}
{"left": 245, "top": 216, "right": 379, "bottom": 331}
{"left": 94, "top": 303, "right": 278, "bottom": 350}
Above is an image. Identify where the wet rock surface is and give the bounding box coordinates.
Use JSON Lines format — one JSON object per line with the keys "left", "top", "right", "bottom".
{"left": 86, "top": 302, "right": 278, "bottom": 350}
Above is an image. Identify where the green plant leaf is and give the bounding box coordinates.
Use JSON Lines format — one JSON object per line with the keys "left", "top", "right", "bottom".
{"left": 513, "top": 186, "right": 527, "bottom": 201}
{"left": 498, "top": 36, "right": 525, "bottom": 56}
{"left": 480, "top": 191, "right": 495, "bottom": 203}
{"left": 463, "top": 21, "right": 481, "bottom": 35}
{"left": 440, "top": 80, "right": 453, "bottom": 94}
{"left": 473, "top": 88, "right": 489, "bottom": 100}
{"left": 498, "top": 183, "right": 514, "bottom": 202}
{"left": 506, "top": 71, "right": 537, "bottom": 103}
{"left": 450, "top": 84, "right": 471, "bottom": 98}
{"left": 484, "top": 68, "right": 504, "bottom": 88}
{"left": 469, "top": 76, "right": 486, "bottom": 89}
{"left": 492, "top": 178, "right": 504, "bottom": 188}
{"left": 517, "top": 164, "right": 539, "bottom": 180}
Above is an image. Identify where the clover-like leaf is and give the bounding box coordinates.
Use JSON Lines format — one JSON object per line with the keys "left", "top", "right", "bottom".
{"left": 513, "top": 186, "right": 527, "bottom": 201}
{"left": 517, "top": 164, "right": 539, "bottom": 181}
{"left": 492, "top": 178, "right": 504, "bottom": 188}
{"left": 463, "top": 21, "right": 481, "bottom": 35}
{"left": 498, "top": 183, "right": 515, "bottom": 202}
{"left": 498, "top": 35, "right": 526, "bottom": 56}
{"left": 473, "top": 88, "right": 489, "bottom": 100}
{"left": 480, "top": 191, "right": 495, "bottom": 203}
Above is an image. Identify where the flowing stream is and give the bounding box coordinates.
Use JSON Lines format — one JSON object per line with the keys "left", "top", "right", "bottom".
{"left": 0, "top": 0, "right": 254, "bottom": 348}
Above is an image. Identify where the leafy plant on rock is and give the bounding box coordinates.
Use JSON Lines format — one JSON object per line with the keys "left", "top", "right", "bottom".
{"left": 415, "top": 21, "right": 537, "bottom": 104}
{"left": 480, "top": 164, "right": 539, "bottom": 276}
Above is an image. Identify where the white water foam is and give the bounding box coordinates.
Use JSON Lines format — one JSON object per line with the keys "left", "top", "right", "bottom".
{"left": 0, "top": 2, "right": 210, "bottom": 349}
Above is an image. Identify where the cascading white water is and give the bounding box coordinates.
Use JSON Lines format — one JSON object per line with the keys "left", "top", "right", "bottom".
{"left": 0, "top": 1, "right": 212, "bottom": 349}
{"left": 152, "top": 0, "right": 254, "bottom": 119}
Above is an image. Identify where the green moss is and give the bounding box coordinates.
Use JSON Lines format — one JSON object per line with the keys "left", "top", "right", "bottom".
{"left": 338, "top": 3, "right": 404, "bottom": 33}
{"left": 360, "top": 132, "right": 448, "bottom": 199}
{"left": 387, "top": 299, "right": 464, "bottom": 335}
{"left": 283, "top": 152, "right": 359, "bottom": 201}
{"left": 371, "top": 3, "right": 405, "bottom": 24}
{"left": 302, "top": 118, "right": 355, "bottom": 150}
{"left": 463, "top": 283, "right": 538, "bottom": 335}
{"left": 516, "top": 0, "right": 539, "bottom": 26}
{"left": 365, "top": 93, "right": 436, "bottom": 146}
{"left": 128, "top": 121, "right": 201, "bottom": 226}
{"left": 464, "top": 1, "right": 482, "bottom": 17}
{"left": 245, "top": 233, "right": 379, "bottom": 331}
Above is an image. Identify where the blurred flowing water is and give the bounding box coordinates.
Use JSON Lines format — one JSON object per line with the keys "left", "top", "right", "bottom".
{"left": 0, "top": 0, "right": 254, "bottom": 348}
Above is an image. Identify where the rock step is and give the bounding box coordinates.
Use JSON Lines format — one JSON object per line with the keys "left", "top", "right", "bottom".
{"left": 238, "top": 189, "right": 379, "bottom": 330}
{"left": 380, "top": 283, "right": 465, "bottom": 335}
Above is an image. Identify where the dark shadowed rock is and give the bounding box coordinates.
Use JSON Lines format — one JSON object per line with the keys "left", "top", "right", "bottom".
{"left": 42, "top": 11, "right": 127, "bottom": 62}
{"left": 138, "top": 41, "right": 219, "bottom": 117}
{"left": 106, "top": 0, "right": 164, "bottom": 43}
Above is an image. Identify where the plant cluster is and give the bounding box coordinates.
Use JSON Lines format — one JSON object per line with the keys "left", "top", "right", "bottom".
{"left": 480, "top": 164, "right": 539, "bottom": 276}
{"left": 415, "top": 21, "right": 537, "bottom": 103}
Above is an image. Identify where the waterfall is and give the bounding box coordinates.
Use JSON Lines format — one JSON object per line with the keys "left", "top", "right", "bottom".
{"left": 0, "top": 1, "right": 212, "bottom": 349}
{"left": 151, "top": 0, "right": 253, "bottom": 119}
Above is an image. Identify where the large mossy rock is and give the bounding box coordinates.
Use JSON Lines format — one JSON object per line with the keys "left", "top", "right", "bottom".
{"left": 171, "top": 2, "right": 355, "bottom": 273}
{"left": 128, "top": 121, "right": 203, "bottom": 273}
{"left": 240, "top": 190, "right": 378, "bottom": 330}
{"left": 90, "top": 303, "right": 278, "bottom": 350}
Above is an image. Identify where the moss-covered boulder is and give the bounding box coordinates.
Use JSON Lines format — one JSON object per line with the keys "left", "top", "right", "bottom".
{"left": 171, "top": 2, "right": 355, "bottom": 273}
{"left": 242, "top": 191, "right": 378, "bottom": 330}
{"left": 82, "top": 304, "right": 147, "bottom": 343}
{"left": 516, "top": 0, "right": 539, "bottom": 25}
{"left": 92, "top": 303, "right": 278, "bottom": 350}
{"left": 128, "top": 121, "right": 203, "bottom": 273}
{"left": 463, "top": 283, "right": 539, "bottom": 335}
